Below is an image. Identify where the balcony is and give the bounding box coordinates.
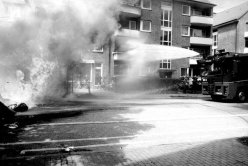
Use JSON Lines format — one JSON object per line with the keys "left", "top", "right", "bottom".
{"left": 115, "top": 29, "right": 140, "bottom": 38}
{"left": 120, "top": 5, "right": 141, "bottom": 17}
{"left": 113, "top": 52, "right": 126, "bottom": 61}
{"left": 245, "top": 32, "right": 248, "bottom": 37}
{"left": 0, "top": 17, "right": 14, "bottom": 26}
{"left": 190, "top": 37, "right": 213, "bottom": 46}
{"left": 190, "top": 16, "right": 213, "bottom": 26}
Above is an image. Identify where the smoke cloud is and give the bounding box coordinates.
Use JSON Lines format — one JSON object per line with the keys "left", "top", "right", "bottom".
{"left": 0, "top": 0, "right": 119, "bottom": 106}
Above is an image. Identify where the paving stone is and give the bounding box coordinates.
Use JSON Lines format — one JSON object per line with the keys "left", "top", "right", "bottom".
{"left": 2, "top": 138, "right": 248, "bottom": 166}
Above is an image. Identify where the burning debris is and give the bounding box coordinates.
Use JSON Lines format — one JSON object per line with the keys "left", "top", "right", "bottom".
{"left": 0, "top": 102, "right": 28, "bottom": 127}
{"left": 9, "top": 103, "right": 29, "bottom": 113}
{"left": 0, "top": 102, "right": 16, "bottom": 125}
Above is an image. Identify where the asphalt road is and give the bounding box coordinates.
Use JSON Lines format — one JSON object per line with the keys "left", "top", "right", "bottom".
{"left": 2, "top": 95, "right": 248, "bottom": 157}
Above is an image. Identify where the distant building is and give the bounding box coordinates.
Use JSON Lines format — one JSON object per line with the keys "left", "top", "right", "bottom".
{"left": 114, "top": 0, "right": 215, "bottom": 79}
{"left": 213, "top": 1, "right": 248, "bottom": 54}
{"left": 0, "top": 0, "right": 33, "bottom": 25}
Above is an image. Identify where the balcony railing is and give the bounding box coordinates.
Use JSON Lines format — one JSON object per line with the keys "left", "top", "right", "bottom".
{"left": 120, "top": 0, "right": 140, "bottom": 7}
{"left": 120, "top": 5, "right": 141, "bottom": 17}
{"left": 190, "top": 15, "right": 213, "bottom": 25}
{"left": 244, "top": 48, "right": 248, "bottom": 53}
{"left": 190, "top": 37, "right": 213, "bottom": 46}
{"left": 115, "top": 28, "right": 140, "bottom": 38}
{"left": 245, "top": 32, "right": 248, "bottom": 38}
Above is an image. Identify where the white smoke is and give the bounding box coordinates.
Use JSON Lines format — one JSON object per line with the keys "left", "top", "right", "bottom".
{"left": 0, "top": 0, "right": 119, "bottom": 106}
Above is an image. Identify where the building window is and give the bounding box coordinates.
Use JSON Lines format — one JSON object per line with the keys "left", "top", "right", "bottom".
{"left": 140, "top": 20, "right": 151, "bottom": 32}
{"left": 213, "top": 33, "right": 218, "bottom": 46}
{"left": 212, "top": 32, "right": 218, "bottom": 55}
{"left": 129, "top": 21, "right": 137, "bottom": 30}
{"left": 95, "top": 63, "right": 102, "bottom": 86}
{"left": 182, "top": 5, "right": 190, "bottom": 16}
{"left": 160, "top": 59, "right": 171, "bottom": 69}
{"left": 161, "top": 1, "right": 172, "bottom": 28}
{"left": 181, "top": 68, "right": 188, "bottom": 77}
{"left": 160, "top": 30, "right": 172, "bottom": 46}
{"left": 245, "top": 38, "right": 248, "bottom": 48}
{"left": 141, "top": 0, "right": 151, "bottom": 10}
{"left": 213, "top": 49, "right": 217, "bottom": 55}
{"left": 182, "top": 26, "right": 190, "bottom": 36}
{"left": 246, "top": 22, "right": 248, "bottom": 31}
{"left": 161, "top": 9, "right": 172, "bottom": 27}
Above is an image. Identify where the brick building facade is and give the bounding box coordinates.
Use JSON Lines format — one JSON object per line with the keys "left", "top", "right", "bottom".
{"left": 213, "top": 1, "right": 248, "bottom": 54}
{"left": 114, "top": 0, "right": 215, "bottom": 81}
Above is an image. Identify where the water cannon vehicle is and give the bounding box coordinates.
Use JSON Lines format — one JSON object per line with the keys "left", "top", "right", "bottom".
{"left": 201, "top": 51, "right": 248, "bottom": 102}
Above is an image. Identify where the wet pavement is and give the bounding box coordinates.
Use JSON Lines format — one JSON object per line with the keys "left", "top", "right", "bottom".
{"left": 1, "top": 93, "right": 248, "bottom": 166}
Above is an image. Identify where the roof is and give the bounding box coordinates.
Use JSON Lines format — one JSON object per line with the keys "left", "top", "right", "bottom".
{"left": 214, "top": 1, "right": 248, "bottom": 27}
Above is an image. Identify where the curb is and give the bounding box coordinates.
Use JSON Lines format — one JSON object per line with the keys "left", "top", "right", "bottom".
{"left": 14, "top": 107, "right": 95, "bottom": 123}
{"left": 169, "top": 94, "right": 210, "bottom": 98}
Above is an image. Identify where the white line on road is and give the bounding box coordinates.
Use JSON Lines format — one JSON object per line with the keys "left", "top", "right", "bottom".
{"left": 18, "top": 140, "right": 174, "bottom": 155}
{"left": 15, "top": 131, "right": 248, "bottom": 155}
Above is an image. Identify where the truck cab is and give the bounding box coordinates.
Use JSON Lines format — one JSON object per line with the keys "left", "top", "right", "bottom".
{"left": 201, "top": 52, "right": 248, "bottom": 102}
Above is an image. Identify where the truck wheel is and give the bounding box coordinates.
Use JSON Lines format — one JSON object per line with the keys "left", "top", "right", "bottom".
{"left": 237, "top": 90, "right": 247, "bottom": 102}
{"left": 211, "top": 95, "right": 221, "bottom": 101}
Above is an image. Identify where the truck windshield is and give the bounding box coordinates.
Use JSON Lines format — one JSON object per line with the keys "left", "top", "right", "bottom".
{"left": 211, "top": 58, "right": 233, "bottom": 75}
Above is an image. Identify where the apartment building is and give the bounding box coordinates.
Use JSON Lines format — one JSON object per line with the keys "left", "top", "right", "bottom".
{"left": 213, "top": 1, "right": 248, "bottom": 54}
{"left": 114, "top": 0, "right": 215, "bottom": 79}
{"left": 0, "top": 0, "right": 33, "bottom": 25}
{"left": 0, "top": 0, "right": 215, "bottom": 89}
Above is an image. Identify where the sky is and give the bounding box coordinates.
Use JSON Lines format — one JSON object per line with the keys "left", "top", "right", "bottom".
{"left": 210, "top": 0, "right": 248, "bottom": 13}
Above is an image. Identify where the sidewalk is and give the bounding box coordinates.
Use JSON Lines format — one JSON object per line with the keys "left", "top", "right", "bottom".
{"left": 1, "top": 137, "right": 248, "bottom": 166}
{"left": 15, "top": 106, "right": 90, "bottom": 118}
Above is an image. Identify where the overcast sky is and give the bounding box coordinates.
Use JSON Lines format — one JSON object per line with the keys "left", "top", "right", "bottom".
{"left": 210, "top": 0, "right": 248, "bottom": 13}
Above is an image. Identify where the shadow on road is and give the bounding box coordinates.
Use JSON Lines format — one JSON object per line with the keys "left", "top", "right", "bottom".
{"left": 0, "top": 99, "right": 155, "bottom": 166}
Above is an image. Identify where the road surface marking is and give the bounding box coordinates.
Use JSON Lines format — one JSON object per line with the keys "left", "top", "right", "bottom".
{"left": 1, "top": 126, "right": 248, "bottom": 146}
